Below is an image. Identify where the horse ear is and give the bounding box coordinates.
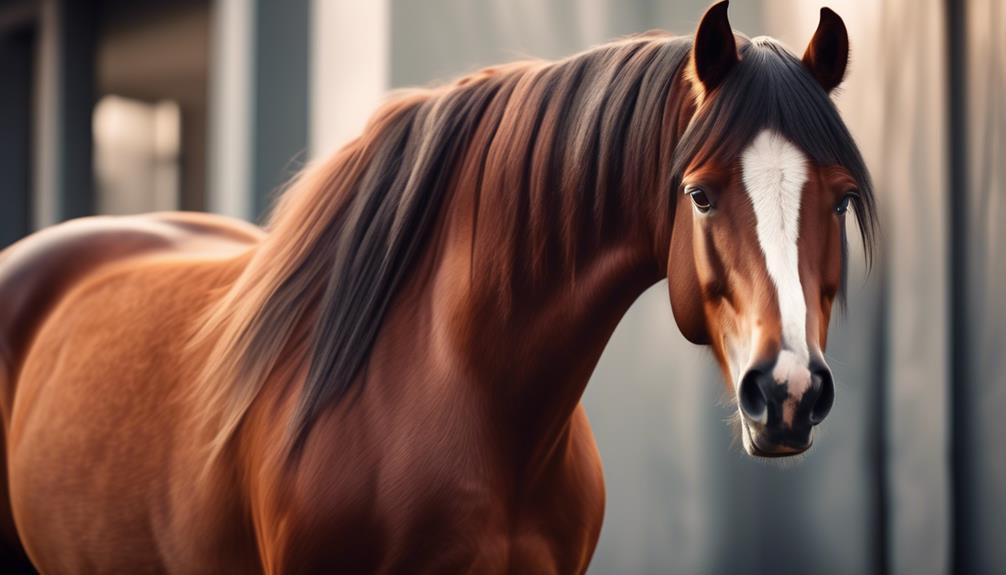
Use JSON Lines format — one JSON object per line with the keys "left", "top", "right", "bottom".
{"left": 691, "top": 1, "right": 738, "bottom": 96}
{"left": 802, "top": 7, "right": 849, "bottom": 93}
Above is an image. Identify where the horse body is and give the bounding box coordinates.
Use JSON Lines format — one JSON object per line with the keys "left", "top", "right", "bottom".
{"left": 0, "top": 3, "right": 877, "bottom": 572}
{"left": 0, "top": 209, "right": 619, "bottom": 572}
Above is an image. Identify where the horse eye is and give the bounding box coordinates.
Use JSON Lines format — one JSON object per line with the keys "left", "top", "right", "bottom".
{"left": 835, "top": 191, "right": 858, "bottom": 215}
{"left": 688, "top": 188, "right": 713, "bottom": 213}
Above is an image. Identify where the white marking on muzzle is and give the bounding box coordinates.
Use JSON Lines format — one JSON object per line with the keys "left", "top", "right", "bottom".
{"left": 773, "top": 350, "right": 812, "bottom": 426}
{"left": 741, "top": 131, "right": 811, "bottom": 416}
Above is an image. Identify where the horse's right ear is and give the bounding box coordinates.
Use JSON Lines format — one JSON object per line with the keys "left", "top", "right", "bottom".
{"left": 691, "top": 1, "right": 738, "bottom": 98}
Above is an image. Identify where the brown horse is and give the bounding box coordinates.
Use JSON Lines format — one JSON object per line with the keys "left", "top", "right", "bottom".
{"left": 0, "top": 2, "right": 876, "bottom": 573}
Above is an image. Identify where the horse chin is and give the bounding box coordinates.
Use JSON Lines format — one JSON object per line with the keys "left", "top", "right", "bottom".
{"left": 741, "top": 421, "right": 813, "bottom": 459}
{"left": 748, "top": 440, "right": 811, "bottom": 459}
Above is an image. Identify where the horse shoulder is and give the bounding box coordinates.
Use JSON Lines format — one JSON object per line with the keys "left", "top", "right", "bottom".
{"left": 244, "top": 400, "right": 604, "bottom": 574}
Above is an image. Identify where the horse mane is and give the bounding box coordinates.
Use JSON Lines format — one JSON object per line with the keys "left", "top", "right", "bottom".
{"left": 193, "top": 33, "right": 695, "bottom": 451}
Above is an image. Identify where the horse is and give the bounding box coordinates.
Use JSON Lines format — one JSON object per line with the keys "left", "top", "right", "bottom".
{"left": 0, "top": 2, "right": 876, "bottom": 572}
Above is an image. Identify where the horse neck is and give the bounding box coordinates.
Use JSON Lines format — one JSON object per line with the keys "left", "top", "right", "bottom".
{"left": 424, "top": 63, "right": 697, "bottom": 466}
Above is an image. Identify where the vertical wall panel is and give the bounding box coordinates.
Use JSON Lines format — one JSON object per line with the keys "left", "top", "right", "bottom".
{"left": 252, "top": 0, "right": 309, "bottom": 219}
{"left": 208, "top": 0, "right": 253, "bottom": 220}
{"left": 34, "top": 0, "right": 61, "bottom": 228}
{"left": 0, "top": 26, "right": 34, "bottom": 247}
{"left": 57, "top": 0, "right": 96, "bottom": 220}
{"left": 33, "top": 0, "right": 96, "bottom": 227}
{"left": 876, "top": 1, "right": 950, "bottom": 573}
{"left": 963, "top": 1, "right": 1006, "bottom": 571}
{"left": 310, "top": 0, "right": 389, "bottom": 159}
{"left": 209, "top": 0, "right": 310, "bottom": 222}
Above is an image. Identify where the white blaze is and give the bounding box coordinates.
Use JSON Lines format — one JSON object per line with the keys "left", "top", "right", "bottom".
{"left": 741, "top": 130, "right": 811, "bottom": 387}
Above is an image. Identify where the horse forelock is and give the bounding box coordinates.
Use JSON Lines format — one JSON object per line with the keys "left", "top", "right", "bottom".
{"left": 671, "top": 37, "right": 878, "bottom": 304}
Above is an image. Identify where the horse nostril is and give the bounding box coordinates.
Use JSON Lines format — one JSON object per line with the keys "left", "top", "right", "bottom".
{"left": 809, "top": 367, "right": 835, "bottom": 425}
{"left": 739, "top": 370, "right": 768, "bottom": 422}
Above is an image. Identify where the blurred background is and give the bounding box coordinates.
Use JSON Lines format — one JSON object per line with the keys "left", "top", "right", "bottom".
{"left": 0, "top": 0, "right": 1002, "bottom": 573}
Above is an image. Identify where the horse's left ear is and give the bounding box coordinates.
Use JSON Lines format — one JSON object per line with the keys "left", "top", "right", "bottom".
{"left": 802, "top": 7, "right": 849, "bottom": 93}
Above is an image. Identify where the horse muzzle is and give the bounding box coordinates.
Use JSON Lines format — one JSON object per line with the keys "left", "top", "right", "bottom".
{"left": 736, "top": 354, "right": 835, "bottom": 457}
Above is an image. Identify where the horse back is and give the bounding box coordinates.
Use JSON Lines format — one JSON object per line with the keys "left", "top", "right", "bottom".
{"left": 0, "top": 212, "right": 261, "bottom": 414}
